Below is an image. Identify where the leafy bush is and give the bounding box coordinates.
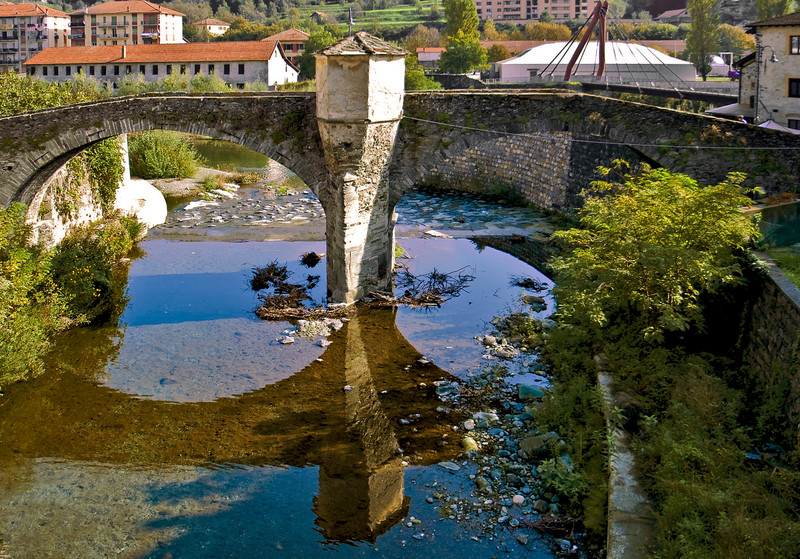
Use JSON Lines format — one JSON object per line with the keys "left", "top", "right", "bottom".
{"left": 551, "top": 161, "right": 759, "bottom": 341}
{"left": 49, "top": 215, "right": 137, "bottom": 324}
{"left": 0, "top": 203, "right": 61, "bottom": 388}
{"left": 128, "top": 131, "right": 202, "bottom": 179}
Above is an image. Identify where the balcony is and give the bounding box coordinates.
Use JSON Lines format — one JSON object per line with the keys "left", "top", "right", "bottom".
{"left": 96, "top": 22, "right": 128, "bottom": 28}
{"left": 0, "top": 47, "right": 18, "bottom": 54}
{"left": 70, "top": 33, "right": 85, "bottom": 40}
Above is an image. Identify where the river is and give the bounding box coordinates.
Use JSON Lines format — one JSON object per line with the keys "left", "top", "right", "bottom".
{"left": 0, "top": 140, "right": 568, "bottom": 558}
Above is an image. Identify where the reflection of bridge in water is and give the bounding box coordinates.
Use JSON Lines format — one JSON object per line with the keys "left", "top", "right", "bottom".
{"left": 0, "top": 309, "right": 465, "bottom": 543}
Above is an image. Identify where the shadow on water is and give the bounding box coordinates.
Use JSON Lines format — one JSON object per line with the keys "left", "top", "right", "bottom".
{"left": 0, "top": 307, "right": 468, "bottom": 556}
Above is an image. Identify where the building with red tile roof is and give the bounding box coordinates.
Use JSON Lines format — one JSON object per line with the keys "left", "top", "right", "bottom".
{"left": 0, "top": 3, "right": 69, "bottom": 73}
{"left": 69, "top": 1, "right": 184, "bottom": 47}
{"left": 263, "top": 28, "right": 309, "bottom": 63}
{"left": 24, "top": 40, "right": 297, "bottom": 89}
{"left": 191, "top": 18, "right": 230, "bottom": 37}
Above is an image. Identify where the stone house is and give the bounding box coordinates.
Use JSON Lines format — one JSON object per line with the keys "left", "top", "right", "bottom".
{"left": 737, "top": 12, "right": 800, "bottom": 129}
{"left": 23, "top": 40, "right": 298, "bottom": 89}
{"left": 69, "top": 0, "right": 184, "bottom": 47}
{"left": 0, "top": 3, "right": 70, "bottom": 74}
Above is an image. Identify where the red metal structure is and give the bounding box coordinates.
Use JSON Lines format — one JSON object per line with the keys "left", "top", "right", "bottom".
{"left": 564, "top": 0, "right": 609, "bottom": 81}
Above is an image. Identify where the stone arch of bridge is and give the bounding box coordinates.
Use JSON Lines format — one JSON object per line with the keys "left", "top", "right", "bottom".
{"left": 386, "top": 116, "right": 648, "bottom": 213}
{"left": 0, "top": 94, "right": 329, "bottom": 209}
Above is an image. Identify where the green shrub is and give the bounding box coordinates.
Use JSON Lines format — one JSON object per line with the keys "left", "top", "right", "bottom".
{"left": 49, "top": 216, "right": 137, "bottom": 324}
{"left": 128, "top": 131, "right": 202, "bottom": 179}
{"left": 0, "top": 203, "right": 61, "bottom": 388}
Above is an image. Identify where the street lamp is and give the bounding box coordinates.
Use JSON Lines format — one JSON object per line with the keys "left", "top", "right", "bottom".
{"left": 753, "top": 42, "right": 779, "bottom": 125}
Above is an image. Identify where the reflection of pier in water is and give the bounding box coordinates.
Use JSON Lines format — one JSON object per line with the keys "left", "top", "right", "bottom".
{"left": 0, "top": 309, "right": 465, "bottom": 543}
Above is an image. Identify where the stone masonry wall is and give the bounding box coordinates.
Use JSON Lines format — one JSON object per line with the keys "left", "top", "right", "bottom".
{"left": 744, "top": 256, "right": 800, "bottom": 425}
{"left": 25, "top": 159, "right": 103, "bottom": 249}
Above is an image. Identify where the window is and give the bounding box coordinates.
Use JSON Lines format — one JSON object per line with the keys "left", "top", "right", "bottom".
{"left": 65, "top": 66, "right": 71, "bottom": 76}
{"left": 790, "top": 78, "right": 800, "bottom": 98}
{"left": 788, "top": 119, "right": 800, "bottom": 130}
{"left": 238, "top": 63, "right": 244, "bottom": 75}
{"left": 208, "top": 64, "right": 214, "bottom": 74}
{"left": 76, "top": 66, "right": 82, "bottom": 74}
{"left": 89, "top": 65, "right": 95, "bottom": 75}
{"left": 194, "top": 64, "right": 200, "bottom": 74}
{"left": 236, "top": 83, "right": 245, "bottom": 89}
{"left": 223, "top": 63, "right": 230, "bottom": 75}
{"left": 792, "top": 36, "right": 800, "bottom": 54}
{"left": 42, "top": 66, "right": 47, "bottom": 76}
{"left": 166, "top": 64, "right": 172, "bottom": 75}
{"left": 114, "top": 65, "right": 119, "bottom": 75}
{"left": 101, "top": 65, "right": 107, "bottom": 76}
{"left": 152, "top": 64, "right": 158, "bottom": 75}
{"left": 139, "top": 64, "right": 145, "bottom": 74}
{"left": 180, "top": 64, "right": 186, "bottom": 74}
{"left": 126, "top": 65, "right": 132, "bottom": 74}
{"left": 53, "top": 66, "right": 58, "bottom": 76}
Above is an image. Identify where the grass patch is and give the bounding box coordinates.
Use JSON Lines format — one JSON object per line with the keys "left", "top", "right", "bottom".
{"left": 765, "top": 246, "right": 800, "bottom": 288}
{"left": 129, "top": 131, "right": 202, "bottom": 180}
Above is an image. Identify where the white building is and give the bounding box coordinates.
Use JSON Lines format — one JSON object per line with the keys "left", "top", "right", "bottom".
{"left": 24, "top": 40, "right": 297, "bottom": 89}
{"left": 0, "top": 3, "right": 69, "bottom": 74}
{"left": 739, "top": 12, "right": 800, "bottom": 129}
{"left": 69, "top": 0, "right": 184, "bottom": 47}
{"left": 475, "top": 0, "right": 591, "bottom": 23}
{"left": 495, "top": 41, "right": 696, "bottom": 83}
{"left": 191, "top": 18, "right": 230, "bottom": 37}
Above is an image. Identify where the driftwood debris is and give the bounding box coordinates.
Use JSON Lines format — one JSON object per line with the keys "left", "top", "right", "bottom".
{"left": 251, "top": 261, "right": 476, "bottom": 320}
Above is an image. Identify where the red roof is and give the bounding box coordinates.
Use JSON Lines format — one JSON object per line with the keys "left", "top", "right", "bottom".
{"left": 24, "top": 41, "right": 281, "bottom": 65}
{"left": 69, "top": 1, "right": 183, "bottom": 17}
{"left": 265, "top": 28, "right": 309, "bottom": 42}
{"left": 0, "top": 3, "right": 68, "bottom": 17}
{"left": 191, "top": 18, "right": 230, "bottom": 27}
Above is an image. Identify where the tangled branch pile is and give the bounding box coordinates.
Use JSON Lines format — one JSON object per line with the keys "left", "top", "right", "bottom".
{"left": 365, "top": 266, "right": 476, "bottom": 308}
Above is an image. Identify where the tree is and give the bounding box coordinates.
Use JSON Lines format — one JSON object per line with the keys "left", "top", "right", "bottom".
{"left": 482, "top": 18, "right": 502, "bottom": 40}
{"left": 539, "top": 10, "right": 553, "bottom": 23}
{"left": 523, "top": 21, "right": 571, "bottom": 41}
{"left": 405, "top": 54, "right": 443, "bottom": 89}
{"left": 486, "top": 43, "right": 511, "bottom": 62}
{"left": 438, "top": 28, "right": 488, "bottom": 72}
{"left": 297, "top": 29, "right": 338, "bottom": 79}
{"left": 403, "top": 24, "right": 440, "bottom": 52}
{"left": 757, "top": 0, "right": 792, "bottom": 20}
{"left": 717, "top": 23, "right": 756, "bottom": 56}
{"left": 550, "top": 162, "right": 758, "bottom": 341}
{"left": 686, "top": 0, "right": 720, "bottom": 81}
{"left": 442, "top": 0, "right": 479, "bottom": 42}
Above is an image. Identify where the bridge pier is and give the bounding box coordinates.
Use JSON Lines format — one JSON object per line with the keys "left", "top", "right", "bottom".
{"left": 315, "top": 33, "right": 406, "bottom": 304}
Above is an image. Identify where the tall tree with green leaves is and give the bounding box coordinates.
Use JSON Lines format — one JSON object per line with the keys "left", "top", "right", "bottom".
{"left": 438, "top": 29, "right": 488, "bottom": 73}
{"left": 440, "top": 0, "right": 486, "bottom": 73}
{"left": 442, "top": 0, "right": 479, "bottom": 42}
{"left": 757, "top": 0, "right": 793, "bottom": 20}
{"left": 297, "top": 29, "right": 341, "bottom": 79}
{"left": 686, "top": 0, "right": 720, "bottom": 81}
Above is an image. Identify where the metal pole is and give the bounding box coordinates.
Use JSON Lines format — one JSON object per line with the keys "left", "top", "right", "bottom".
{"left": 754, "top": 38, "right": 763, "bottom": 125}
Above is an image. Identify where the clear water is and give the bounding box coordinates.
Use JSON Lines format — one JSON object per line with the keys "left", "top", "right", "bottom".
{"left": 758, "top": 202, "right": 800, "bottom": 247}
{"left": 0, "top": 145, "right": 559, "bottom": 558}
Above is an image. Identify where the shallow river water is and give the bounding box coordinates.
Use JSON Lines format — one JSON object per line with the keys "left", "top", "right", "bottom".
{"left": 0, "top": 152, "right": 563, "bottom": 558}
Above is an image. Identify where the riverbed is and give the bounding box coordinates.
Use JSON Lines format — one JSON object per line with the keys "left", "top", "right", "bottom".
{"left": 0, "top": 145, "right": 571, "bottom": 558}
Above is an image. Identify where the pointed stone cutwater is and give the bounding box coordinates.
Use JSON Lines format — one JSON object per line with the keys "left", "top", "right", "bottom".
{"left": 315, "top": 32, "right": 406, "bottom": 304}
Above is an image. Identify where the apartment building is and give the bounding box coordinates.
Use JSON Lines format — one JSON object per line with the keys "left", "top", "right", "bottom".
{"left": 191, "top": 18, "right": 230, "bottom": 37}
{"left": 69, "top": 0, "right": 184, "bottom": 47}
{"left": 24, "top": 40, "right": 298, "bottom": 89}
{"left": 475, "top": 0, "right": 590, "bottom": 23}
{"left": 0, "top": 3, "right": 69, "bottom": 73}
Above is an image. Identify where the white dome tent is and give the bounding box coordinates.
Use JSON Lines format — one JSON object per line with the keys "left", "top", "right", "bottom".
{"left": 495, "top": 41, "right": 697, "bottom": 85}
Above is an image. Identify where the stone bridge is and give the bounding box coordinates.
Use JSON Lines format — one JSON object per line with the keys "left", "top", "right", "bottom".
{"left": 2, "top": 48, "right": 800, "bottom": 302}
